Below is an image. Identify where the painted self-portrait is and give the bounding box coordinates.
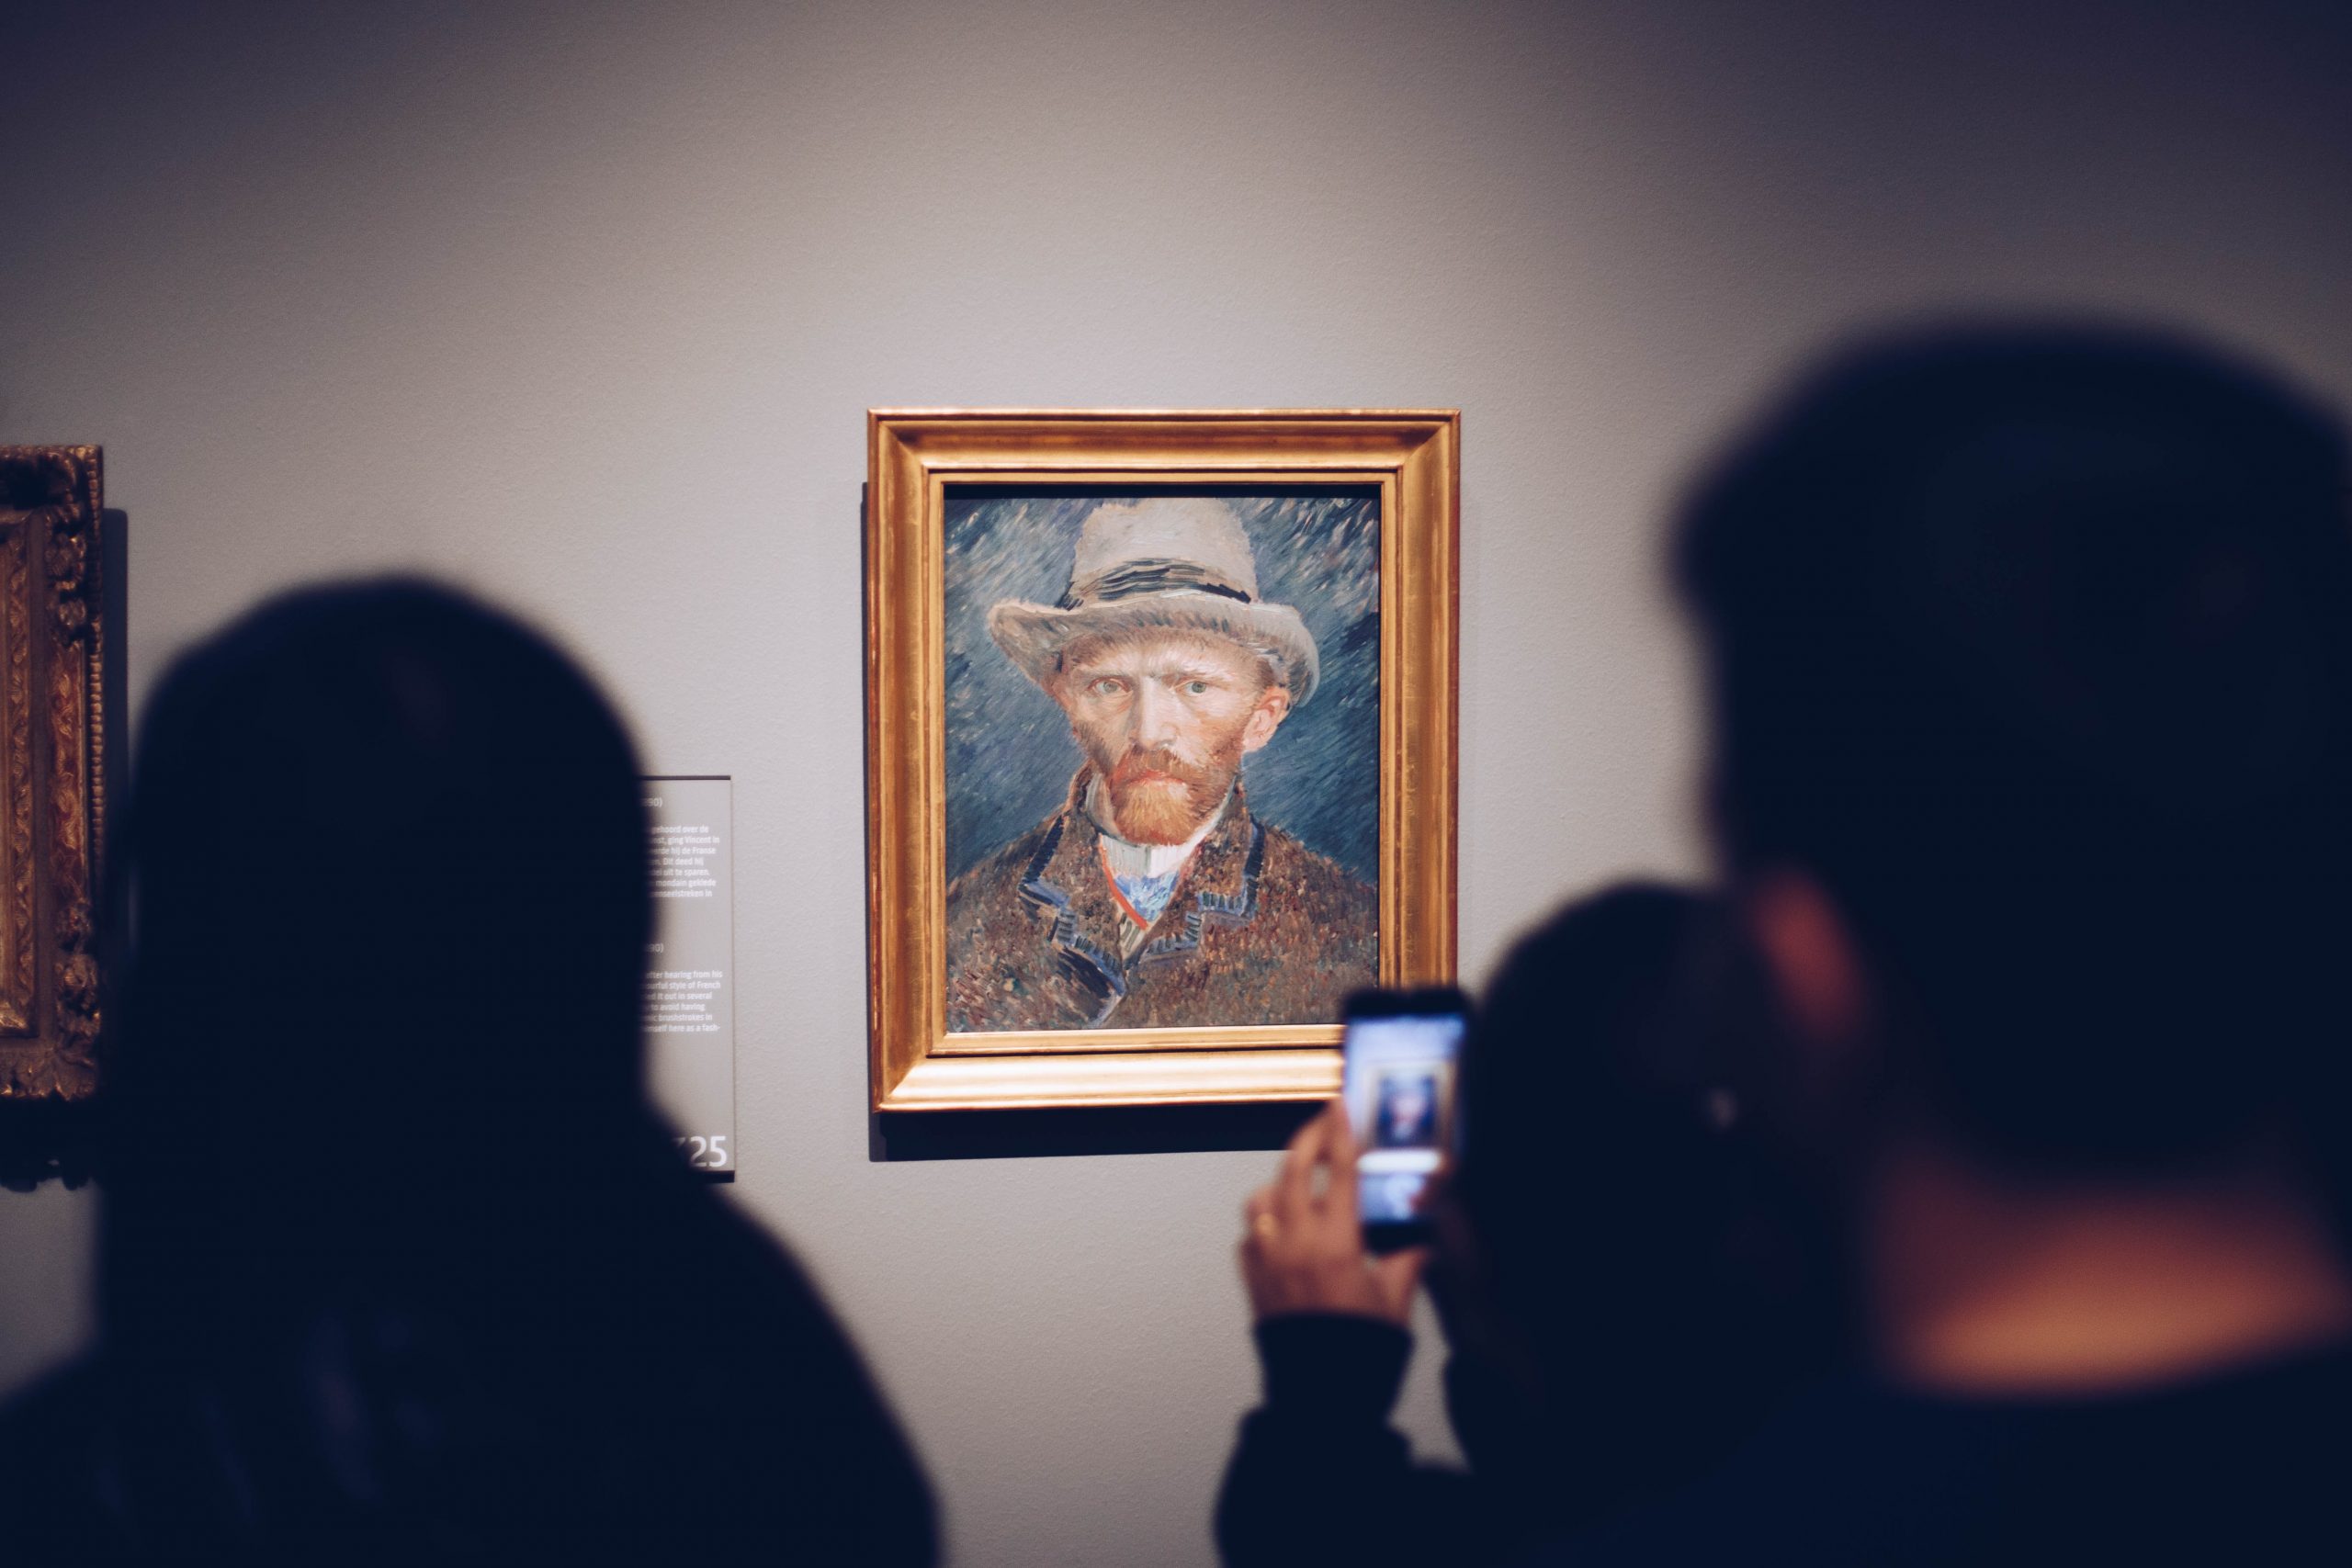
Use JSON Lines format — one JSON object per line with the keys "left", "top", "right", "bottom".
{"left": 1374, "top": 1071, "right": 1440, "bottom": 1149}
{"left": 943, "top": 492, "right": 1378, "bottom": 1032}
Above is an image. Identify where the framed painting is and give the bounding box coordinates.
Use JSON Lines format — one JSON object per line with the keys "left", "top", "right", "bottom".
{"left": 0, "top": 446, "right": 110, "bottom": 1111}
{"left": 866, "top": 411, "right": 1457, "bottom": 1111}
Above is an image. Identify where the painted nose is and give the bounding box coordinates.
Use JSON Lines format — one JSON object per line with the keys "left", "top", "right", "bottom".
{"left": 1132, "top": 678, "right": 1181, "bottom": 749}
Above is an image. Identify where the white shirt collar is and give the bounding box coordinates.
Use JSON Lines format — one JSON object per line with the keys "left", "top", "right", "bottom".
{"left": 1084, "top": 774, "right": 1228, "bottom": 878}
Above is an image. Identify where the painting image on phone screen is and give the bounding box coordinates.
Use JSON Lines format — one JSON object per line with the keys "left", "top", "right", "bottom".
{"left": 1343, "top": 1013, "right": 1463, "bottom": 1224}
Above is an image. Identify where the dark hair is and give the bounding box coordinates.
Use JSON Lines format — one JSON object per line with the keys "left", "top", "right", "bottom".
{"left": 1676, "top": 322, "right": 2352, "bottom": 1169}
{"left": 53, "top": 580, "right": 937, "bottom": 1563}
{"left": 103, "top": 579, "right": 658, "bottom": 1342}
{"left": 1454, "top": 884, "right": 1838, "bottom": 1523}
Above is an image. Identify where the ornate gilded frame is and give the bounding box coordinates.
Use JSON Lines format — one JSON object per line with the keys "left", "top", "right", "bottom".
{"left": 867, "top": 411, "right": 1458, "bottom": 1111}
{"left": 0, "top": 446, "right": 108, "bottom": 1108}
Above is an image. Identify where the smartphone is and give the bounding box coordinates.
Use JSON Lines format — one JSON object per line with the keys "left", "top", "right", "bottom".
{"left": 1340, "top": 987, "right": 1468, "bottom": 1253}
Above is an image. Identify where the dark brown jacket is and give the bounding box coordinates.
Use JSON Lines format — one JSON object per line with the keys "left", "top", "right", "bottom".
{"left": 945, "top": 773, "right": 1374, "bottom": 1032}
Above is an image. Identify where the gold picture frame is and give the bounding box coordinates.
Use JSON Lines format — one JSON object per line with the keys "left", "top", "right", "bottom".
{"left": 0, "top": 446, "right": 110, "bottom": 1108}
{"left": 866, "top": 411, "right": 1457, "bottom": 1111}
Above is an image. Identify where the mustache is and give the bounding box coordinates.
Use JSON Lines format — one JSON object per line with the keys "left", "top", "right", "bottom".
{"left": 1106, "top": 748, "right": 1217, "bottom": 790}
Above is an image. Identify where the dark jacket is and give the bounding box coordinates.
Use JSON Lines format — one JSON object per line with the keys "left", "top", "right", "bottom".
{"left": 1526, "top": 1340, "right": 2352, "bottom": 1567}
{"left": 945, "top": 772, "right": 1374, "bottom": 1032}
{"left": 1216, "top": 1316, "right": 1545, "bottom": 1568}
{"left": 0, "top": 1153, "right": 938, "bottom": 1568}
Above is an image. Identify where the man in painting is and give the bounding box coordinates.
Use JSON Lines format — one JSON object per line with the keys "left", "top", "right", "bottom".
{"left": 945, "top": 497, "right": 1374, "bottom": 1032}
{"left": 1373, "top": 1072, "right": 1439, "bottom": 1149}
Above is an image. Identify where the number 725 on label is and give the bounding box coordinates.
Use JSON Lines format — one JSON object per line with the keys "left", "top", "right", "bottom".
{"left": 676, "top": 1134, "right": 729, "bottom": 1170}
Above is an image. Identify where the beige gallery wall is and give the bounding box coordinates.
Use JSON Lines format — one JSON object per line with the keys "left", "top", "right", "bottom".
{"left": 2, "top": 3, "right": 2347, "bottom": 1563}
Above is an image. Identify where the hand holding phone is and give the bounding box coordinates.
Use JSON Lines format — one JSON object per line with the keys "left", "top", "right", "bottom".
{"left": 1341, "top": 987, "right": 1468, "bottom": 1253}
{"left": 1238, "top": 1106, "right": 1427, "bottom": 1325}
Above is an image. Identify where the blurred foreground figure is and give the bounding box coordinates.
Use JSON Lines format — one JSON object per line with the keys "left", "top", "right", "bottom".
{"left": 1216, "top": 886, "right": 1841, "bottom": 1566}
{"left": 0, "top": 582, "right": 935, "bottom": 1565}
{"left": 1529, "top": 326, "right": 2352, "bottom": 1564}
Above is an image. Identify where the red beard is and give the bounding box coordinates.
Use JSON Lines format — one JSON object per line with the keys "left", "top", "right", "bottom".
{"left": 1101, "top": 746, "right": 1239, "bottom": 844}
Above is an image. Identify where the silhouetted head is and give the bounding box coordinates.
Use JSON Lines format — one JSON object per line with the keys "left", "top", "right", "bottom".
{"left": 103, "top": 580, "right": 656, "bottom": 1340}
{"left": 1452, "top": 884, "right": 1836, "bottom": 1524}
{"left": 1677, "top": 323, "right": 2352, "bottom": 1173}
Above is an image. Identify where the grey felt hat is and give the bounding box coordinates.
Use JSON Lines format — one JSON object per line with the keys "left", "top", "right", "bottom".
{"left": 987, "top": 497, "right": 1321, "bottom": 706}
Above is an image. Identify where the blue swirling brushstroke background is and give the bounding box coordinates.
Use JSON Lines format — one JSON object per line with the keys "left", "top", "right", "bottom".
{"left": 943, "top": 491, "right": 1381, "bottom": 886}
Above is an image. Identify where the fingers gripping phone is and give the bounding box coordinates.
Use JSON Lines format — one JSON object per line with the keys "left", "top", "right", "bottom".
{"left": 1341, "top": 987, "right": 1468, "bottom": 1254}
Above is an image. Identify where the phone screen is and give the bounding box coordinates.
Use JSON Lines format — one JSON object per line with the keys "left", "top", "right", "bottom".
{"left": 1342, "top": 998, "right": 1465, "bottom": 1243}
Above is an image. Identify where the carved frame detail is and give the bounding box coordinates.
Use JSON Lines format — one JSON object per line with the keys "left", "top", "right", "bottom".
{"left": 0, "top": 445, "right": 108, "bottom": 1105}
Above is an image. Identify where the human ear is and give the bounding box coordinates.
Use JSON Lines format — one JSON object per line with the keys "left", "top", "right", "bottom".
{"left": 1744, "top": 868, "right": 1871, "bottom": 1052}
{"left": 1239, "top": 686, "right": 1291, "bottom": 753}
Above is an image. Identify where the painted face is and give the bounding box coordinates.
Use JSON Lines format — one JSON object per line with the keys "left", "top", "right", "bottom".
{"left": 1053, "top": 628, "right": 1291, "bottom": 845}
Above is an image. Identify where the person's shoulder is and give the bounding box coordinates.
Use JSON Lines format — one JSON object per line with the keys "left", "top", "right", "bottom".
{"left": 0, "top": 1356, "right": 104, "bottom": 1462}
{"left": 0, "top": 1357, "right": 137, "bottom": 1561}
{"left": 1513, "top": 1379, "right": 1885, "bottom": 1566}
